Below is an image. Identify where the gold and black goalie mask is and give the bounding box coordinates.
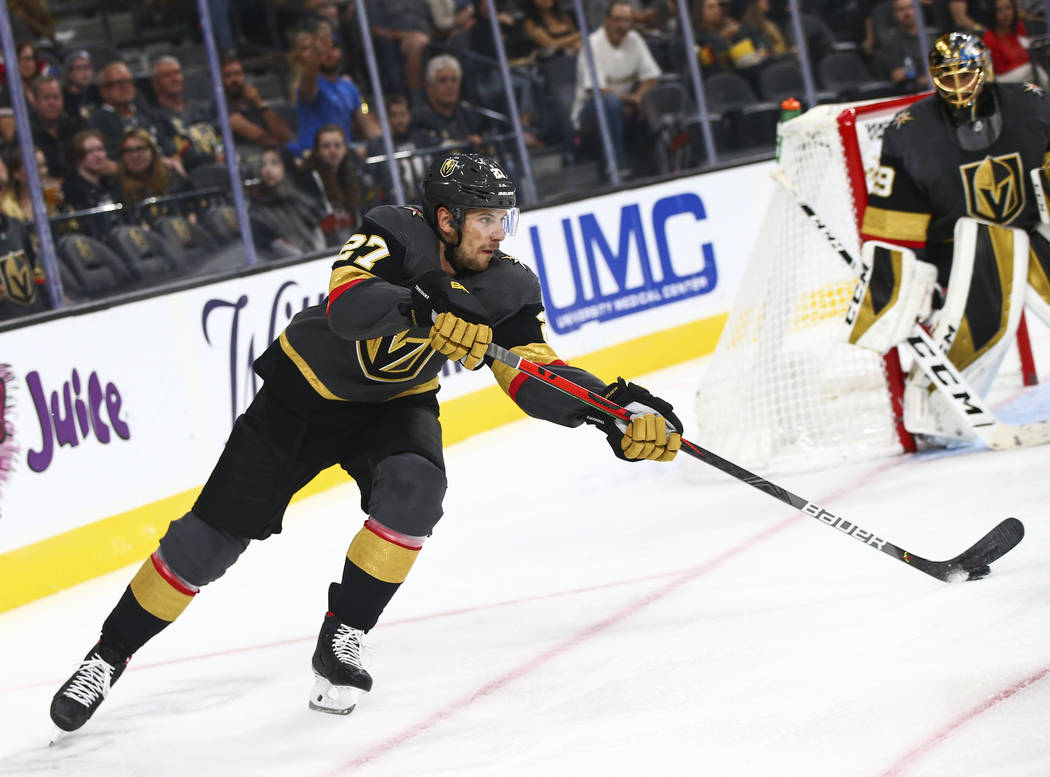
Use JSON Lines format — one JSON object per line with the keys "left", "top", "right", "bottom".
{"left": 929, "top": 32, "right": 990, "bottom": 113}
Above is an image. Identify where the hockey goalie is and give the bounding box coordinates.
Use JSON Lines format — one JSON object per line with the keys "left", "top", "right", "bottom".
{"left": 850, "top": 32, "right": 1050, "bottom": 444}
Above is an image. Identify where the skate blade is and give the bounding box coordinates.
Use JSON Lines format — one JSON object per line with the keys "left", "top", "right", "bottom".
{"left": 49, "top": 725, "right": 70, "bottom": 746}
{"left": 308, "top": 676, "right": 363, "bottom": 715}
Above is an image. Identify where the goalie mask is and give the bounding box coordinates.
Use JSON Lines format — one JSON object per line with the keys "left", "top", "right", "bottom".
{"left": 929, "top": 32, "right": 991, "bottom": 117}
{"left": 422, "top": 152, "right": 518, "bottom": 245}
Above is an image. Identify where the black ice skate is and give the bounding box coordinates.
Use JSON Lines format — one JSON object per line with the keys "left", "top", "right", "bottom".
{"left": 50, "top": 642, "right": 128, "bottom": 733}
{"left": 310, "top": 612, "right": 372, "bottom": 715}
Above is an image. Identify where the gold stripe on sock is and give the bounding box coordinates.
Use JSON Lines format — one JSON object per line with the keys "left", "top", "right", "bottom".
{"left": 346, "top": 527, "right": 420, "bottom": 584}
{"left": 129, "top": 558, "right": 195, "bottom": 622}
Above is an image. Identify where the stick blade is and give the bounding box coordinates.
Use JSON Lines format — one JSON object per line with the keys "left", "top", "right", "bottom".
{"left": 931, "top": 517, "right": 1025, "bottom": 582}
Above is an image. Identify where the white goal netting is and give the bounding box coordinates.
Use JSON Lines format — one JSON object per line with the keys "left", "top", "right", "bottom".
{"left": 693, "top": 98, "right": 921, "bottom": 475}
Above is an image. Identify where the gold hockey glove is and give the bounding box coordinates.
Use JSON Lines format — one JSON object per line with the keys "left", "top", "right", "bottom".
{"left": 594, "top": 378, "right": 683, "bottom": 462}
{"left": 429, "top": 311, "right": 492, "bottom": 370}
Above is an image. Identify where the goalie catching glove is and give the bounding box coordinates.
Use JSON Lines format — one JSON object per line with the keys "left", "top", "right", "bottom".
{"left": 591, "top": 378, "right": 683, "bottom": 462}
{"left": 406, "top": 270, "right": 492, "bottom": 370}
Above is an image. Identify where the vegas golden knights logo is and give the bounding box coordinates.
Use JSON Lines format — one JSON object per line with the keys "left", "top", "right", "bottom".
{"left": 357, "top": 330, "right": 435, "bottom": 382}
{"left": 960, "top": 153, "right": 1025, "bottom": 224}
{"left": 440, "top": 157, "right": 458, "bottom": 177}
{"left": 0, "top": 249, "right": 37, "bottom": 306}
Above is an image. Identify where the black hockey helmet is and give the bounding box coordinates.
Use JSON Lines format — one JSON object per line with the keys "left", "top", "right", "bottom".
{"left": 422, "top": 152, "right": 518, "bottom": 242}
{"left": 929, "top": 32, "right": 991, "bottom": 114}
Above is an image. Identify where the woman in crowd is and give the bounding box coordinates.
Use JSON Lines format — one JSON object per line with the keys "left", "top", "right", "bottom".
{"left": 692, "top": 0, "right": 741, "bottom": 72}
{"left": 304, "top": 123, "right": 362, "bottom": 246}
{"left": 732, "top": 0, "right": 791, "bottom": 67}
{"left": 250, "top": 146, "right": 325, "bottom": 253}
{"left": 982, "top": 0, "right": 1043, "bottom": 83}
{"left": 0, "top": 144, "right": 63, "bottom": 222}
{"left": 521, "top": 0, "right": 581, "bottom": 56}
{"left": 116, "top": 128, "right": 193, "bottom": 224}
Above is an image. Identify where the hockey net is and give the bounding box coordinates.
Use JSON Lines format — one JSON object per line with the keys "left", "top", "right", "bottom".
{"left": 693, "top": 95, "right": 925, "bottom": 475}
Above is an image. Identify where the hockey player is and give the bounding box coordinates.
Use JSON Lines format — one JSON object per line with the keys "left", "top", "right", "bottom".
{"left": 49, "top": 152, "right": 683, "bottom": 733}
{"left": 849, "top": 31, "right": 1050, "bottom": 439}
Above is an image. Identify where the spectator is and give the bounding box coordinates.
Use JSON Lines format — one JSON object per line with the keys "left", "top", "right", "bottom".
{"left": 413, "top": 54, "right": 488, "bottom": 149}
{"left": 948, "top": 0, "right": 996, "bottom": 30}
{"left": 570, "top": 0, "right": 661, "bottom": 176}
{"left": 465, "top": 0, "right": 546, "bottom": 146}
{"left": 30, "top": 75, "right": 82, "bottom": 183}
{"left": 0, "top": 83, "right": 14, "bottom": 146}
{"left": 0, "top": 213, "right": 49, "bottom": 321}
{"left": 872, "top": 0, "right": 932, "bottom": 92}
{"left": 249, "top": 146, "right": 325, "bottom": 253}
{"left": 367, "top": 0, "right": 435, "bottom": 95}
{"left": 691, "top": 0, "right": 741, "bottom": 72}
{"left": 9, "top": 0, "right": 56, "bottom": 42}
{"left": 290, "top": 27, "right": 381, "bottom": 155}
{"left": 983, "top": 0, "right": 1043, "bottom": 82}
{"left": 207, "top": 0, "right": 235, "bottom": 52}
{"left": 85, "top": 62, "right": 184, "bottom": 176}
{"left": 304, "top": 123, "right": 362, "bottom": 245}
{"left": 731, "top": 0, "right": 792, "bottom": 67}
{"left": 62, "top": 129, "right": 124, "bottom": 238}
{"left": 115, "top": 128, "right": 193, "bottom": 224}
{"left": 148, "top": 56, "right": 223, "bottom": 171}
{"left": 0, "top": 144, "right": 63, "bottom": 222}
{"left": 219, "top": 54, "right": 293, "bottom": 157}
{"left": 62, "top": 50, "right": 101, "bottom": 120}
{"left": 522, "top": 0, "right": 583, "bottom": 57}
{"left": 13, "top": 41, "right": 49, "bottom": 112}
{"left": 364, "top": 93, "right": 439, "bottom": 199}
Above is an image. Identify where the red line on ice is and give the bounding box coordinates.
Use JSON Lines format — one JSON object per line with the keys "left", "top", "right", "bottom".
{"left": 874, "top": 665, "right": 1050, "bottom": 777}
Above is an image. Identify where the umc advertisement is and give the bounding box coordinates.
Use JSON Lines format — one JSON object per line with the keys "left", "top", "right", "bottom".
{"left": 0, "top": 162, "right": 771, "bottom": 607}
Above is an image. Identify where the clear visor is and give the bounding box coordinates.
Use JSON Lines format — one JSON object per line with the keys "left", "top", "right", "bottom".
{"left": 501, "top": 207, "right": 520, "bottom": 237}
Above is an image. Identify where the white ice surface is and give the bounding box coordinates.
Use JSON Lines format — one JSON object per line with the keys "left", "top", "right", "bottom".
{"left": 3, "top": 351, "right": 1050, "bottom": 777}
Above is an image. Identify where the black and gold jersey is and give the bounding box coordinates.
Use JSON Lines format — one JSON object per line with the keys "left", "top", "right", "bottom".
{"left": 861, "top": 83, "right": 1050, "bottom": 279}
{"left": 0, "top": 216, "right": 49, "bottom": 322}
{"left": 254, "top": 204, "right": 605, "bottom": 424}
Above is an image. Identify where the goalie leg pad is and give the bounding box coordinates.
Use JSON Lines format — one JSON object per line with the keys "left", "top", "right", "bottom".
{"left": 1025, "top": 224, "right": 1050, "bottom": 328}
{"left": 904, "top": 218, "right": 1029, "bottom": 438}
{"left": 846, "top": 241, "right": 937, "bottom": 354}
{"left": 1031, "top": 165, "right": 1050, "bottom": 226}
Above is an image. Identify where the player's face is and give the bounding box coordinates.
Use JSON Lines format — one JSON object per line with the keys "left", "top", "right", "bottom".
{"left": 935, "top": 69, "right": 981, "bottom": 106}
{"left": 451, "top": 208, "right": 508, "bottom": 272}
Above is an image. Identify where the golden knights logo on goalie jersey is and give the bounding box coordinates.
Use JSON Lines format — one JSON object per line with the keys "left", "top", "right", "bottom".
{"left": 960, "top": 153, "right": 1025, "bottom": 224}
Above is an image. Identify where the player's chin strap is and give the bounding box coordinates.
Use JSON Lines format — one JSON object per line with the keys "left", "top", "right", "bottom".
{"left": 771, "top": 167, "right": 1050, "bottom": 451}
{"left": 481, "top": 341, "right": 1023, "bottom": 583}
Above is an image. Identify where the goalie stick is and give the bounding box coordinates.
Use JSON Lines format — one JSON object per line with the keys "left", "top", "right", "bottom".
{"left": 485, "top": 342, "right": 1024, "bottom": 582}
{"left": 771, "top": 167, "right": 1050, "bottom": 451}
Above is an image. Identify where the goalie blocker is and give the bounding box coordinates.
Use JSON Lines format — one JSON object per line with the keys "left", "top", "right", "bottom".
{"left": 846, "top": 241, "right": 938, "bottom": 355}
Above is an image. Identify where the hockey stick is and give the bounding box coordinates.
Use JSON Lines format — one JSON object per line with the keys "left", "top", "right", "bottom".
{"left": 771, "top": 167, "right": 1050, "bottom": 451}
{"left": 485, "top": 342, "right": 1024, "bottom": 582}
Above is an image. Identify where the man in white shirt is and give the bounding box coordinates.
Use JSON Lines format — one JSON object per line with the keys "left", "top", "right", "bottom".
{"left": 571, "top": 0, "right": 661, "bottom": 176}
